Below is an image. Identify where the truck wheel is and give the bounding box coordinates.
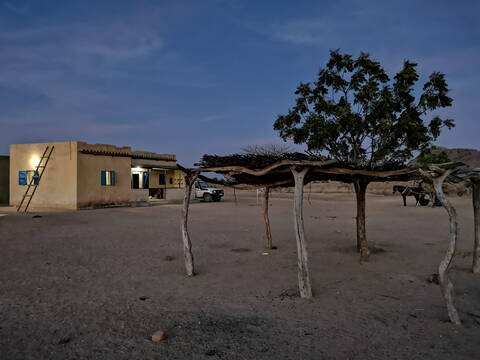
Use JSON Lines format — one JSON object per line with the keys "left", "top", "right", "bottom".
{"left": 203, "top": 193, "right": 213, "bottom": 202}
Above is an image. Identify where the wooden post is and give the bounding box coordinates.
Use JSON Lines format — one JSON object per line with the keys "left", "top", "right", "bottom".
{"left": 263, "top": 187, "right": 273, "bottom": 249}
{"left": 433, "top": 169, "right": 461, "bottom": 325}
{"left": 181, "top": 173, "right": 198, "bottom": 276}
{"left": 291, "top": 166, "right": 312, "bottom": 298}
{"left": 472, "top": 180, "right": 480, "bottom": 273}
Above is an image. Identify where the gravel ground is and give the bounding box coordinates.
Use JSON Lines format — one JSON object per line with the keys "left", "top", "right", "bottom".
{"left": 0, "top": 192, "right": 479, "bottom": 359}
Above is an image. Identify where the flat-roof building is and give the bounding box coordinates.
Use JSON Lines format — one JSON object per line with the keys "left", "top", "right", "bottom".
{"left": 0, "top": 155, "right": 9, "bottom": 205}
{"left": 9, "top": 141, "right": 185, "bottom": 210}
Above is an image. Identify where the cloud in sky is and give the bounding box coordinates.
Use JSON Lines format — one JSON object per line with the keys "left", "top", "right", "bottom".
{"left": 0, "top": 6, "right": 168, "bottom": 139}
{"left": 266, "top": 18, "right": 357, "bottom": 46}
{"left": 0, "top": 22, "right": 164, "bottom": 71}
{"left": 3, "top": 1, "right": 31, "bottom": 15}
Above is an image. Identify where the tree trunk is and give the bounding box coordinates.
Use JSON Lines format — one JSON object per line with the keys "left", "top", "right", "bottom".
{"left": 263, "top": 187, "right": 273, "bottom": 249}
{"left": 433, "top": 171, "right": 461, "bottom": 325}
{"left": 354, "top": 179, "right": 370, "bottom": 261}
{"left": 181, "top": 173, "right": 197, "bottom": 276}
{"left": 291, "top": 167, "right": 312, "bottom": 298}
{"left": 472, "top": 180, "right": 480, "bottom": 273}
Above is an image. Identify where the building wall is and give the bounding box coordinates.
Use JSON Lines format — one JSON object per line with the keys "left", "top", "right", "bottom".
{"left": 166, "top": 188, "right": 184, "bottom": 202}
{"left": 9, "top": 142, "right": 78, "bottom": 209}
{"left": 166, "top": 169, "right": 185, "bottom": 188}
{"left": 0, "top": 156, "right": 9, "bottom": 204}
{"left": 149, "top": 169, "right": 166, "bottom": 188}
{"left": 76, "top": 152, "right": 131, "bottom": 208}
{"left": 131, "top": 189, "right": 149, "bottom": 202}
{"left": 131, "top": 158, "right": 176, "bottom": 168}
{"left": 9, "top": 141, "right": 182, "bottom": 209}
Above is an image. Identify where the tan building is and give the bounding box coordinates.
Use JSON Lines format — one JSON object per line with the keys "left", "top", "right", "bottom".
{"left": 0, "top": 155, "right": 9, "bottom": 204}
{"left": 9, "top": 141, "right": 185, "bottom": 210}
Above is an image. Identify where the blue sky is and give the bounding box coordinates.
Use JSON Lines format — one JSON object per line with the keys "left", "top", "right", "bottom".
{"left": 0, "top": 0, "right": 478, "bottom": 165}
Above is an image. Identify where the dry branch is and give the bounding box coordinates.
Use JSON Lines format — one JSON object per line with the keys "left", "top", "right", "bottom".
{"left": 263, "top": 188, "right": 273, "bottom": 249}
{"left": 472, "top": 180, "right": 480, "bottom": 273}
{"left": 230, "top": 180, "right": 293, "bottom": 190}
{"left": 430, "top": 169, "right": 462, "bottom": 325}
{"left": 291, "top": 166, "right": 312, "bottom": 298}
{"left": 194, "top": 159, "right": 336, "bottom": 176}
{"left": 312, "top": 167, "right": 416, "bottom": 178}
{"left": 181, "top": 173, "right": 198, "bottom": 276}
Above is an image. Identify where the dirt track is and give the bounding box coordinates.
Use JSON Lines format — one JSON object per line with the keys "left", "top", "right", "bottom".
{"left": 1, "top": 192, "right": 479, "bottom": 359}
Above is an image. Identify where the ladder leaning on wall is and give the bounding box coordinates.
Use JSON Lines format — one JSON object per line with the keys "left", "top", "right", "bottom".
{"left": 17, "top": 145, "right": 55, "bottom": 213}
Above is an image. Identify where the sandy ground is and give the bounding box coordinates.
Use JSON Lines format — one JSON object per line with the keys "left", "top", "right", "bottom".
{"left": 0, "top": 192, "right": 479, "bottom": 359}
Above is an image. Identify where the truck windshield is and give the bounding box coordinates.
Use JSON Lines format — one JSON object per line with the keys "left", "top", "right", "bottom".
{"left": 197, "top": 180, "right": 209, "bottom": 190}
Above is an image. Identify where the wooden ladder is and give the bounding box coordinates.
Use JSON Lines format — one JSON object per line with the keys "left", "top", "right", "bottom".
{"left": 17, "top": 145, "right": 55, "bottom": 213}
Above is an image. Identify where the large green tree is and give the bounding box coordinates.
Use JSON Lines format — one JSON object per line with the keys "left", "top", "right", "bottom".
{"left": 274, "top": 50, "right": 454, "bottom": 260}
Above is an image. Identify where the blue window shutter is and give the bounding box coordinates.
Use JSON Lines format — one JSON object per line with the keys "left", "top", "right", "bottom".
{"left": 142, "top": 172, "right": 149, "bottom": 188}
{"left": 101, "top": 171, "right": 106, "bottom": 186}
{"left": 159, "top": 174, "right": 166, "bottom": 185}
{"left": 111, "top": 171, "right": 116, "bottom": 186}
{"left": 19, "top": 171, "right": 27, "bottom": 185}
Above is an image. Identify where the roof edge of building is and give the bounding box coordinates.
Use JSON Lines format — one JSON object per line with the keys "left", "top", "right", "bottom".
{"left": 77, "top": 141, "right": 176, "bottom": 161}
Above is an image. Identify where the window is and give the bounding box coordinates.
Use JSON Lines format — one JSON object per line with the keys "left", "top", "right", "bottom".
{"left": 101, "top": 170, "right": 116, "bottom": 186}
{"left": 131, "top": 172, "right": 149, "bottom": 189}
{"left": 131, "top": 173, "right": 140, "bottom": 189}
{"left": 18, "top": 170, "right": 39, "bottom": 186}
{"left": 159, "top": 173, "right": 166, "bottom": 185}
{"left": 197, "top": 179, "right": 209, "bottom": 190}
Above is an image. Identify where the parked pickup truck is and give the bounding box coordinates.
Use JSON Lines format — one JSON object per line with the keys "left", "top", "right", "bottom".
{"left": 194, "top": 179, "right": 224, "bottom": 202}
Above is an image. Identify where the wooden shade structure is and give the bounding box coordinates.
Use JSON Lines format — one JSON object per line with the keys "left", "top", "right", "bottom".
{"left": 179, "top": 154, "right": 480, "bottom": 325}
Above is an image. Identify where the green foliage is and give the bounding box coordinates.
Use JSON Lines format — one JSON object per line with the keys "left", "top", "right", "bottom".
{"left": 416, "top": 146, "right": 451, "bottom": 165}
{"left": 274, "top": 50, "right": 454, "bottom": 168}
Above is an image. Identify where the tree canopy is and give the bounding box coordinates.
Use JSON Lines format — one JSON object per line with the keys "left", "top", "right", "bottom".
{"left": 415, "top": 146, "right": 451, "bottom": 166}
{"left": 274, "top": 50, "right": 454, "bottom": 169}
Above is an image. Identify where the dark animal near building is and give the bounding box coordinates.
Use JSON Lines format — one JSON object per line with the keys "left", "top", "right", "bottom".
{"left": 393, "top": 185, "right": 429, "bottom": 206}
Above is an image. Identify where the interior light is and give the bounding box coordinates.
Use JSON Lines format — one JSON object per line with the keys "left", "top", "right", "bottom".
{"left": 30, "top": 155, "right": 41, "bottom": 169}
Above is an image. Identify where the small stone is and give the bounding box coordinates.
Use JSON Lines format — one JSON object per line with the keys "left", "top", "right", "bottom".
{"left": 57, "top": 336, "right": 72, "bottom": 345}
{"left": 426, "top": 273, "right": 439, "bottom": 285}
{"left": 151, "top": 331, "right": 166, "bottom": 342}
{"left": 231, "top": 248, "right": 251, "bottom": 253}
{"left": 205, "top": 348, "right": 218, "bottom": 356}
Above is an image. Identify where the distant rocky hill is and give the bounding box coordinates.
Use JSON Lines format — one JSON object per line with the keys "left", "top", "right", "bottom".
{"left": 430, "top": 147, "right": 480, "bottom": 168}
{"left": 306, "top": 146, "right": 480, "bottom": 195}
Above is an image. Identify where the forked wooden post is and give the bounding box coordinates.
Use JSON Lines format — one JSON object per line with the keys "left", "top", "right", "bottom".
{"left": 291, "top": 166, "right": 312, "bottom": 298}
{"left": 181, "top": 173, "right": 198, "bottom": 276}
{"left": 472, "top": 180, "right": 480, "bottom": 273}
{"left": 432, "top": 169, "right": 461, "bottom": 325}
{"left": 263, "top": 187, "right": 273, "bottom": 249}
